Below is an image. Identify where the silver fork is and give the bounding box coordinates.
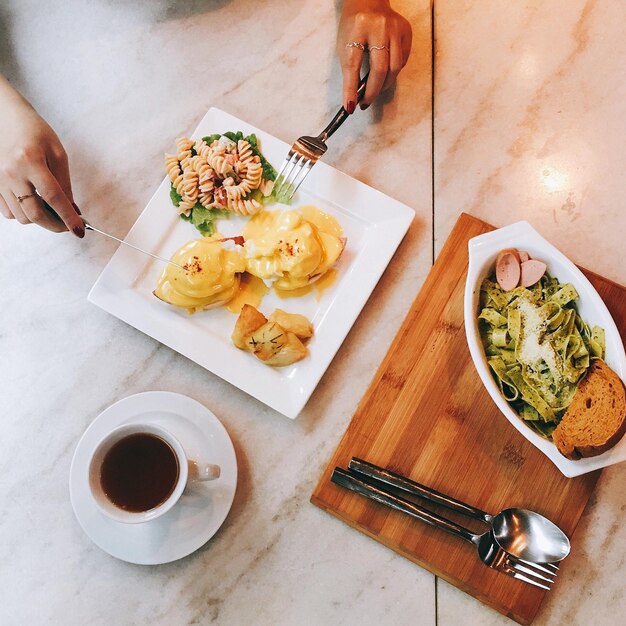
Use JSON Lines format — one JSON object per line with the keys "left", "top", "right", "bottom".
{"left": 273, "top": 74, "right": 369, "bottom": 203}
{"left": 348, "top": 458, "right": 566, "bottom": 567}
{"left": 331, "top": 468, "right": 557, "bottom": 591}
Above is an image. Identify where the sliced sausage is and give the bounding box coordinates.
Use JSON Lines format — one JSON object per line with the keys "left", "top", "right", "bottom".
{"left": 496, "top": 249, "right": 522, "bottom": 291}
{"left": 518, "top": 249, "right": 530, "bottom": 263}
{"left": 499, "top": 248, "right": 521, "bottom": 264}
{"left": 520, "top": 259, "right": 547, "bottom": 287}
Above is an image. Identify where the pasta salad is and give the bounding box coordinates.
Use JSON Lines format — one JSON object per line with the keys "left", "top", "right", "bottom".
{"left": 165, "top": 132, "right": 277, "bottom": 235}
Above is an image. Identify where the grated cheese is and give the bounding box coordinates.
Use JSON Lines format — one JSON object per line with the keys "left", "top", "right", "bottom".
{"left": 516, "top": 298, "right": 562, "bottom": 381}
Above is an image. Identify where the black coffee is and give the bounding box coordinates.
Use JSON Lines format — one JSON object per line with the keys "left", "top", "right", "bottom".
{"left": 100, "top": 433, "right": 179, "bottom": 512}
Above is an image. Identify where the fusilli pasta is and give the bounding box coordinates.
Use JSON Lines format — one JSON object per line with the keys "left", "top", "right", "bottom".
{"left": 165, "top": 133, "right": 274, "bottom": 220}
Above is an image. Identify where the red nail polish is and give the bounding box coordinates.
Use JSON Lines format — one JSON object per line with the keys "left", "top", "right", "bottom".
{"left": 360, "top": 103, "right": 370, "bottom": 111}
{"left": 73, "top": 226, "right": 85, "bottom": 238}
{"left": 347, "top": 101, "right": 356, "bottom": 114}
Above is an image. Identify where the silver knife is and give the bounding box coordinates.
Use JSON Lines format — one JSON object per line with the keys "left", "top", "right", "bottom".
{"left": 83, "top": 221, "right": 185, "bottom": 271}
{"left": 42, "top": 199, "right": 185, "bottom": 270}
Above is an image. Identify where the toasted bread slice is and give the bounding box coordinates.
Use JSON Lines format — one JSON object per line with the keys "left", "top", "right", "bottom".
{"left": 553, "top": 360, "right": 626, "bottom": 459}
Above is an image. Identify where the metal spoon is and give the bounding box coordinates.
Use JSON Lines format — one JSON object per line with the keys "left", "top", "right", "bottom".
{"left": 490, "top": 507, "right": 569, "bottom": 563}
{"left": 332, "top": 468, "right": 556, "bottom": 589}
{"left": 349, "top": 458, "right": 570, "bottom": 563}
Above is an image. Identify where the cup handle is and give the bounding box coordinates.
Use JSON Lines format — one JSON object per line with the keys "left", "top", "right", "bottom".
{"left": 187, "top": 460, "right": 221, "bottom": 482}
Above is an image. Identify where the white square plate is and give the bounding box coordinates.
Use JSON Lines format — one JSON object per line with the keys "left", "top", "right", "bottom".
{"left": 89, "top": 108, "right": 414, "bottom": 418}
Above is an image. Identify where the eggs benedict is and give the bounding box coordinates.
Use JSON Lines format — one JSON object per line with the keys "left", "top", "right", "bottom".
{"left": 242, "top": 206, "right": 345, "bottom": 291}
{"left": 154, "top": 235, "right": 246, "bottom": 313}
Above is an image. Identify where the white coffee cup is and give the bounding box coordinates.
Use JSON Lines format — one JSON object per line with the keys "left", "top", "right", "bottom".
{"left": 88, "top": 423, "right": 220, "bottom": 524}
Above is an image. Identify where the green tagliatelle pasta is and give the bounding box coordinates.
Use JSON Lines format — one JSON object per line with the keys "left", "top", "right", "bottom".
{"left": 478, "top": 273, "right": 605, "bottom": 438}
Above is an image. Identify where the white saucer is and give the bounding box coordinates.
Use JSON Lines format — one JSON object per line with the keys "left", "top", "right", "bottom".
{"left": 69, "top": 391, "right": 237, "bottom": 565}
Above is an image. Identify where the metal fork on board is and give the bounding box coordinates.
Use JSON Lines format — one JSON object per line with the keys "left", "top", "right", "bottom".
{"left": 331, "top": 468, "right": 558, "bottom": 591}
{"left": 273, "top": 74, "right": 369, "bottom": 203}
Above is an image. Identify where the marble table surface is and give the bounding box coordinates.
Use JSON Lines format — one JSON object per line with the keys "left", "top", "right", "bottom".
{"left": 0, "top": 1, "right": 623, "bottom": 625}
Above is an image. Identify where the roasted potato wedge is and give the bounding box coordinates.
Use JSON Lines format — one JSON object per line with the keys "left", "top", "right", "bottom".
{"left": 231, "top": 304, "right": 267, "bottom": 349}
{"left": 268, "top": 309, "right": 314, "bottom": 340}
{"left": 247, "top": 322, "right": 289, "bottom": 361}
{"left": 232, "top": 305, "right": 312, "bottom": 367}
{"left": 263, "top": 332, "right": 308, "bottom": 367}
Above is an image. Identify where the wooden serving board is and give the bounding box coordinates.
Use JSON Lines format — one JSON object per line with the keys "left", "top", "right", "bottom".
{"left": 311, "top": 213, "right": 626, "bottom": 625}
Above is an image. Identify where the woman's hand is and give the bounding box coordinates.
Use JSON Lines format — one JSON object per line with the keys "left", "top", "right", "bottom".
{"left": 338, "top": 0, "right": 412, "bottom": 111}
{"left": 0, "top": 76, "right": 84, "bottom": 236}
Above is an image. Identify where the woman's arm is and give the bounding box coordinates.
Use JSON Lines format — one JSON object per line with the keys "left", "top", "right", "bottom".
{"left": 0, "top": 75, "right": 83, "bottom": 236}
{"left": 337, "top": 0, "right": 412, "bottom": 112}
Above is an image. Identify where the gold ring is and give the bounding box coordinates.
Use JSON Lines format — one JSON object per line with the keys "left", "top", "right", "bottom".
{"left": 16, "top": 191, "right": 37, "bottom": 203}
{"left": 368, "top": 45, "right": 389, "bottom": 51}
{"left": 345, "top": 41, "right": 366, "bottom": 52}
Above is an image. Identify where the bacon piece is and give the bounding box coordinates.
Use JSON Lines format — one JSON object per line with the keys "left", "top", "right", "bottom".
{"left": 218, "top": 236, "right": 245, "bottom": 246}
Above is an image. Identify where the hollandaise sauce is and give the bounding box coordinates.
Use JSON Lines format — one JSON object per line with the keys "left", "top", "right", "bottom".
{"left": 154, "top": 237, "right": 246, "bottom": 313}
{"left": 297, "top": 205, "right": 343, "bottom": 238}
{"left": 225, "top": 272, "right": 270, "bottom": 314}
{"left": 242, "top": 206, "right": 345, "bottom": 292}
{"left": 274, "top": 268, "right": 338, "bottom": 301}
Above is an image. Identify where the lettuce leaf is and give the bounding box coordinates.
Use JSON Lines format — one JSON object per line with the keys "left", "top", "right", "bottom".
{"left": 222, "top": 131, "right": 244, "bottom": 143}
{"left": 190, "top": 205, "right": 230, "bottom": 236}
{"left": 201, "top": 133, "right": 222, "bottom": 146}
{"left": 248, "top": 187, "right": 283, "bottom": 207}
{"left": 170, "top": 185, "right": 183, "bottom": 207}
{"left": 245, "top": 133, "right": 277, "bottom": 181}
{"left": 170, "top": 186, "right": 225, "bottom": 233}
